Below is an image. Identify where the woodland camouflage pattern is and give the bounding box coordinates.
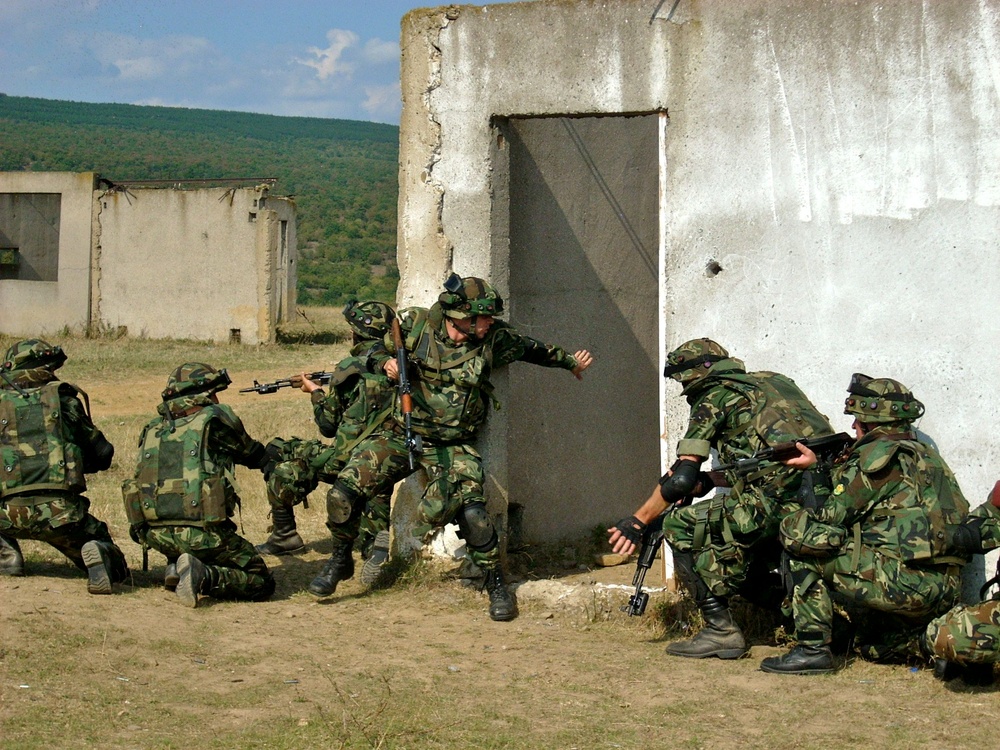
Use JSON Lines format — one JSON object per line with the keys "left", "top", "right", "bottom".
{"left": 124, "top": 384, "right": 273, "bottom": 601}
{"left": 924, "top": 502, "right": 1000, "bottom": 665}
{"left": 264, "top": 342, "right": 394, "bottom": 552}
{"left": 785, "top": 424, "right": 967, "bottom": 654}
{"left": 661, "top": 360, "right": 834, "bottom": 597}
{"left": 336, "top": 303, "right": 579, "bottom": 570}
{"left": 0, "top": 351, "right": 125, "bottom": 576}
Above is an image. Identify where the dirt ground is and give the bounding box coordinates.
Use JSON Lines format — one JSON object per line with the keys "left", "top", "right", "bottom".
{"left": 2, "top": 348, "right": 999, "bottom": 749}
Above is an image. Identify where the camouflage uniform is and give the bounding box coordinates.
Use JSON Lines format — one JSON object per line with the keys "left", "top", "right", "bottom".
{"left": 785, "top": 427, "right": 965, "bottom": 655}
{"left": 923, "top": 492, "right": 1000, "bottom": 682}
{"left": 649, "top": 339, "right": 833, "bottom": 659}
{"left": 261, "top": 344, "right": 394, "bottom": 555}
{"left": 123, "top": 363, "right": 274, "bottom": 606}
{"left": 761, "top": 374, "right": 967, "bottom": 675}
{"left": 330, "top": 278, "right": 581, "bottom": 620}
{"left": 0, "top": 339, "right": 128, "bottom": 593}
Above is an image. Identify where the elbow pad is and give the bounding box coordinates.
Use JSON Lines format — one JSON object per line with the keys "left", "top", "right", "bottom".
{"left": 951, "top": 518, "right": 986, "bottom": 555}
{"left": 85, "top": 435, "right": 115, "bottom": 473}
{"left": 659, "top": 458, "right": 701, "bottom": 502}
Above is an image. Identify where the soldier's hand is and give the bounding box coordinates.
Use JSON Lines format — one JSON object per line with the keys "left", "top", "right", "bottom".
{"left": 608, "top": 516, "right": 646, "bottom": 556}
{"left": 298, "top": 373, "right": 321, "bottom": 394}
{"left": 572, "top": 349, "right": 594, "bottom": 380}
{"left": 783, "top": 442, "right": 818, "bottom": 469}
{"left": 383, "top": 359, "right": 399, "bottom": 381}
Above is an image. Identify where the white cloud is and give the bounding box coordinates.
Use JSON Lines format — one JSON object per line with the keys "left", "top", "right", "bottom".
{"left": 362, "top": 83, "right": 401, "bottom": 119}
{"left": 296, "top": 28, "right": 358, "bottom": 81}
{"left": 362, "top": 38, "right": 399, "bottom": 65}
{"left": 89, "top": 33, "right": 217, "bottom": 82}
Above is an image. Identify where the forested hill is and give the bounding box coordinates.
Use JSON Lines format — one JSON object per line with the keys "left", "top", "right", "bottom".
{"left": 0, "top": 94, "right": 399, "bottom": 305}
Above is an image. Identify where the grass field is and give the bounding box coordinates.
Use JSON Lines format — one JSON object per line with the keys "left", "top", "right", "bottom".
{"left": 0, "top": 327, "right": 996, "bottom": 749}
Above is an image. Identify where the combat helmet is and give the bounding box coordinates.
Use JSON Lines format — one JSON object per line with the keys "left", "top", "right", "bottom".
{"left": 438, "top": 273, "right": 504, "bottom": 319}
{"left": 162, "top": 362, "right": 232, "bottom": 401}
{"left": 844, "top": 373, "right": 925, "bottom": 424}
{"left": 343, "top": 300, "right": 395, "bottom": 340}
{"left": 663, "top": 338, "right": 730, "bottom": 384}
{"left": 1, "top": 338, "right": 67, "bottom": 373}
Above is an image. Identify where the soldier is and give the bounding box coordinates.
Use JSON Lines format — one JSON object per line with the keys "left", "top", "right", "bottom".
{"left": 0, "top": 338, "right": 128, "bottom": 593}
{"left": 256, "top": 300, "right": 397, "bottom": 591}
{"left": 609, "top": 338, "right": 834, "bottom": 659}
{"left": 921, "top": 480, "right": 1000, "bottom": 686}
{"left": 122, "top": 363, "right": 275, "bottom": 607}
{"left": 311, "top": 274, "right": 593, "bottom": 620}
{"left": 760, "top": 374, "right": 968, "bottom": 675}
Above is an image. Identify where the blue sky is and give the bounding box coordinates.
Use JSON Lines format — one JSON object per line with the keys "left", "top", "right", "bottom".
{"left": 0, "top": 1, "right": 517, "bottom": 125}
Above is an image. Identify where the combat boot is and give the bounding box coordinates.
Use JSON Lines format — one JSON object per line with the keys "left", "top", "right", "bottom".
{"left": 255, "top": 506, "right": 305, "bottom": 556}
{"left": 665, "top": 596, "right": 747, "bottom": 659}
{"left": 308, "top": 543, "right": 354, "bottom": 597}
{"left": 759, "top": 644, "right": 834, "bottom": 675}
{"left": 360, "top": 529, "right": 391, "bottom": 589}
{"left": 81, "top": 540, "right": 128, "bottom": 595}
{"left": 483, "top": 567, "right": 518, "bottom": 622}
{"left": 0, "top": 534, "right": 24, "bottom": 576}
{"left": 176, "top": 553, "right": 210, "bottom": 608}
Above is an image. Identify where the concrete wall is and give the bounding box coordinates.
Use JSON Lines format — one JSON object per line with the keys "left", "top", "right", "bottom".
{"left": 398, "top": 0, "right": 1000, "bottom": 557}
{"left": 0, "top": 173, "right": 296, "bottom": 345}
{"left": 95, "top": 185, "right": 296, "bottom": 344}
{"left": 0, "top": 172, "right": 97, "bottom": 334}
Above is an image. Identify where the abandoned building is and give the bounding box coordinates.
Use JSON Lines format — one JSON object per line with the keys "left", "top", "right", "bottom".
{"left": 0, "top": 171, "right": 296, "bottom": 344}
{"left": 394, "top": 0, "right": 1000, "bottom": 581}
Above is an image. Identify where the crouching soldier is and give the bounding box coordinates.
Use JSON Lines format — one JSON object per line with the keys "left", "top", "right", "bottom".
{"left": 762, "top": 374, "right": 968, "bottom": 675}
{"left": 922, "top": 480, "right": 1000, "bottom": 686}
{"left": 0, "top": 339, "right": 128, "bottom": 593}
{"left": 122, "top": 363, "right": 275, "bottom": 607}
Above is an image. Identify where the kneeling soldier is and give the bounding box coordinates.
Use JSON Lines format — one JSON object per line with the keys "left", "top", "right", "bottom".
{"left": 0, "top": 339, "right": 128, "bottom": 593}
{"left": 123, "top": 363, "right": 274, "bottom": 607}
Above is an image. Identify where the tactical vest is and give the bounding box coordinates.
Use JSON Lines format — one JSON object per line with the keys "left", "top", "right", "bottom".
{"left": 399, "top": 307, "right": 495, "bottom": 444}
{"left": 122, "top": 405, "right": 230, "bottom": 527}
{"left": 327, "top": 358, "right": 394, "bottom": 456}
{"left": 0, "top": 381, "right": 86, "bottom": 498}
{"left": 853, "top": 437, "right": 970, "bottom": 564}
{"left": 719, "top": 371, "right": 834, "bottom": 448}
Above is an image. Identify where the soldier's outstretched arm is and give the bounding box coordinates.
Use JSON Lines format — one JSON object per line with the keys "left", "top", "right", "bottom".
{"left": 608, "top": 487, "right": 669, "bottom": 556}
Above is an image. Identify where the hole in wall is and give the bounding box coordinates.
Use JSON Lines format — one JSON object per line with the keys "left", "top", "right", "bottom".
{"left": 229, "top": 328, "right": 241, "bottom": 344}
{"left": 706, "top": 259, "right": 723, "bottom": 277}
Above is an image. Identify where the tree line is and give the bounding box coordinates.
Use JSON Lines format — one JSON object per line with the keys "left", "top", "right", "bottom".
{"left": 0, "top": 95, "right": 399, "bottom": 305}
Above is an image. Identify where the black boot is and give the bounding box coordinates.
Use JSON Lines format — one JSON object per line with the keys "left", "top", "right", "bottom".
{"left": 176, "top": 553, "right": 210, "bottom": 608}
{"left": 0, "top": 534, "right": 24, "bottom": 576}
{"left": 666, "top": 596, "right": 747, "bottom": 659}
{"left": 760, "top": 644, "right": 835, "bottom": 675}
{"left": 255, "top": 506, "right": 305, "bottom": 556}
{"left": 308, "top": 544, "right": 354, "bottom": 597}
{"left": 81, "top": 540, "right": 128, "bottom": 595}
{"left": 483, "top": 567, "right": 517, "bottom": 622}
{"left": 360, "top": 529, "right": 391, "bottom": 589}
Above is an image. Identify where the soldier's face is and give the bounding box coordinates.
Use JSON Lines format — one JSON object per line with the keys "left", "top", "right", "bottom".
{"left": 852, "top": 419, "right": 867, "bottom": 439}
{"left": 446, "top": 315, "right": 494, "bottom": 343}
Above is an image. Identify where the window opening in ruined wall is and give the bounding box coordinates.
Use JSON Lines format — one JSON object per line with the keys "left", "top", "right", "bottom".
{"left": 0, "top": 193, "right": 61, "bottom": 282}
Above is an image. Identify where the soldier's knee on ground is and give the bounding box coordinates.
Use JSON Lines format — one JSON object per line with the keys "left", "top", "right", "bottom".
{"left": 457, "top": 501, "right": 497, "bottom": 553}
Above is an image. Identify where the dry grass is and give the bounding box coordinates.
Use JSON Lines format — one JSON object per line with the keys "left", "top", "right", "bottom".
{"left": 1, "top": 326, "right": 997, "bottom": 750}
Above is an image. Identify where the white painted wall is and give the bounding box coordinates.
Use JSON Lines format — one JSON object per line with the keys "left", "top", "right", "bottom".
{"left": 399, "top": 0, "right": 1000, "bottom": 577}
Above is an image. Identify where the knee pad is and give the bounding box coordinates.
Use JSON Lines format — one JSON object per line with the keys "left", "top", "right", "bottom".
{"left": 326, "top": 481, "right": 360, "bottom": 525}
{"left": 457, "top": 501, "right": 497, "bottom": 553}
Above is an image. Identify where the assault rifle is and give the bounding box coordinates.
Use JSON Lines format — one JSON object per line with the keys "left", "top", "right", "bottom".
{"left": 390, "top": 318, "right": 423, "bottom": 469}
{"left": 708, "top": 432, "right": 852, "bottom": 479}
{"left": 239, "top": 371, "right": 334, "bottom": 395}
{"left": 621, "top": 497, "right": 694, "bottom": 617}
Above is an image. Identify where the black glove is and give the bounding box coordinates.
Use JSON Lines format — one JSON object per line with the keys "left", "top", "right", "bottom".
{"left": 612, "top": 516, "right": 647, "bottom": 546}
{"left": 129, "top": 523, "right": 146, "bottom": 544}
